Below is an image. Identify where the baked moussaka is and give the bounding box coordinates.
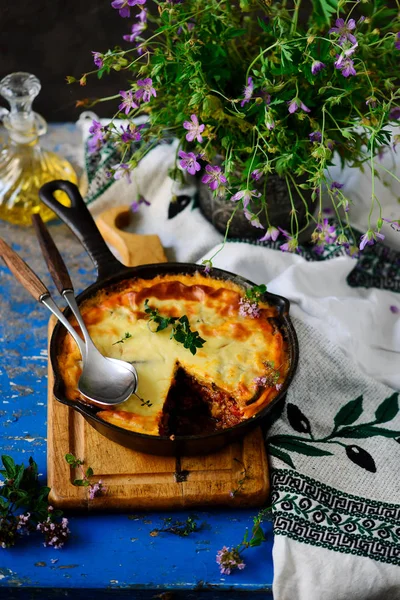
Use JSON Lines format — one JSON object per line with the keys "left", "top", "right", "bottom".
{"left": 58, "top": 272, "right": 290, "bottom": 437}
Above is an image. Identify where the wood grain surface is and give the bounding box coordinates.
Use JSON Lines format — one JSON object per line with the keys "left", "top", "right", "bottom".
{"left": 47, "top": 206, "right": 269, "bottom": 510}
{"left": 32, "top": 214, "right": 74, "bottom": 294}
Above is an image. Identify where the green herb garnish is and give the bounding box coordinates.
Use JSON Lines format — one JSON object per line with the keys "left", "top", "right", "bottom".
{"left": 245, "top": 284, "right": 267, "bottom": 302}
{"left": 112, "top": 332, "right": 132, "bottom": 345}
{"left": 144, "top": 299, "right": 206, "bottom": 355}
{"left": 150, "top": 515, "right": 199, "bottom": 538}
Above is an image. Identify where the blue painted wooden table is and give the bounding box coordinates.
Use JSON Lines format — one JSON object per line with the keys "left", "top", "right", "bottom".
{"left": 0, "top": 129, "right": 274, "bottom": 598}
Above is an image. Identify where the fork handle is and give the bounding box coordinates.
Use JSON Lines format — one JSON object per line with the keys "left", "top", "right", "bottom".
{"left": 32, "top": 214, "right": 74, "bottom": 294}
{"left": 0, "top": 238, "right": 50, "bottom": 301}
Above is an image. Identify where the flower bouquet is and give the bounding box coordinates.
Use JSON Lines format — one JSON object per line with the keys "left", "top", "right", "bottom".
{"left": 71, "top": 0, "right": 400, "bottom": 259}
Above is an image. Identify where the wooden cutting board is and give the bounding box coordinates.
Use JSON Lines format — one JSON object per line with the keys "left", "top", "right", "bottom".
{"left": 47, "top": 206, "right": 269, "bottom": 510}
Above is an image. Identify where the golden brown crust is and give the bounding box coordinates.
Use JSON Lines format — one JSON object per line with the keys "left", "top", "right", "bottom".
{"left": 57, "top": 272, "right": 289, "bottom": 435}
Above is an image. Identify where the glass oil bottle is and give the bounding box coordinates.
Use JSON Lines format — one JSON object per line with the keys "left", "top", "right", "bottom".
{"left": 0, "top": 72, "right": 77, "bottom": 226}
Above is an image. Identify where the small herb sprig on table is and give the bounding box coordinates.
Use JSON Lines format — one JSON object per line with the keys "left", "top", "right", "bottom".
{"left": 0, "top": 455, "right": 69, "bottom": 549}
{"left": 144, "top": 299, "right": 206, "bottom": 355}
{"left": 216, "top": 507, "right": 271, "bottom": 575}
{"left": 65, "top": 454, "right": 105, "bottom": 500}
{"left": 150, "top": 515, "right": 199, "bottom": 538}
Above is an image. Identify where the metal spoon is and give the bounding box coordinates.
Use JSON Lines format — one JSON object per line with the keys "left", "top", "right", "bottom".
{"left": 0, "top": 237, "right": 137, "bottom": 407}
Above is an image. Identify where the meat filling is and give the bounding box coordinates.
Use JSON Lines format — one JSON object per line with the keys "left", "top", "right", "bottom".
{"left": 159, "top": 368, "right": 243, "bottom": 436}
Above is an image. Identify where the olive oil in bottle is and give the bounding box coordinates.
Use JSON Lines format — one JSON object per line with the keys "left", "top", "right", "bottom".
{"left": 0, "top": 72, "right": 77, "bottom": 226}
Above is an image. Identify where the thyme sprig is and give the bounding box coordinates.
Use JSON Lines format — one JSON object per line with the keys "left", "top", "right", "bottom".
{"left": 0, "top": 455, "right": 69, "bottom": 549}
{"left": 144, "top": 299, "right": 206, "bottom": 355}
{"left": 150, "top": 515, "right": 199, "bottom": 537}
{"left": 112, "top": 332, "right": 132, "bottom": 345}
{"left": 65, "top": 453, "right": 105, "bottom": 499}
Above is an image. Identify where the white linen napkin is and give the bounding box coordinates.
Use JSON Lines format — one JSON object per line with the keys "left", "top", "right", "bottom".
{"left": 79, "top": 116, "right": 400, "bottom": 600}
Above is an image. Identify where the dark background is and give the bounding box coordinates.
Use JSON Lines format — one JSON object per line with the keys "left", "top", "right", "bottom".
{"left": 0, "top": 0, "right": 132, "bottom": 121}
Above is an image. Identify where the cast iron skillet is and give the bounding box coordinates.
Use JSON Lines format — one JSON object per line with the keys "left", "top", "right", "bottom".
{"left": 39, "top": 180, "right": 299, "bottom": 456}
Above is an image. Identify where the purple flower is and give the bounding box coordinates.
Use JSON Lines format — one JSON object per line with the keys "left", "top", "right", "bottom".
{"left": 239, "top": 298, "right": 261, "bottom": 318}
{"left": 395, "top": 32, "right": 400, "bottom": 51}
{"left": 92, "top": 52, "right": 103, "bottom": 69}
{"left": 343, "top": 42, "right": 358, "bottom": 57}
{"left": 37, "top": 514, "right": 70, "bottom": 549}
{"left": 111, "top": 0, "right": 146, "bottom": 18}
{"left": 311, "top": 61, "right": 326, "bottom": 75}
{"left": 265, "top": 111, "right": 275, "bottom": 131}
{"left": 118, "top": 90, "right": 139, "bottom": 115}
{"left": 390, "top": 305, "right": 399, "bottom": 314}
{"left": 278, "top": 227, "right": 300, "bottom": 253}
{"left": 120, "top": 123, "right": 144, "bottom": 143}
{"left": 135, "top": 78, "right": 156, "bottom": 103}
{"left": 88, "top": 120, "right": 105, "bottom": 154}
{"left": 89, "top": 480, "right": 106, "bottom": 500}
{"left": 216, "top": 546, "right": 246, "bottom": 575}
{"left": 202, "top": 260, "right": 212, "bottom": 274}
{"left": 389, "top": 107, "right": 400, "bottom": 120}
{"left": 178, "top": 150, "right": 201, "bottom": 176}
{"left": 243, "top": 209, "right": 264, "bottom": 229}
{"left": 123, "top": 21, "right": 146, "bottom": 42}
{"left": 183, "top": 114, "right": 205, "bottom": 143}
{"left": 240, "top": 77, "right": 254, "bottom": 107}
{"left": 359, "top": 229, "right": 385, "bottom": 251}
{"left": 315, "top": 218, "right": 337, "bottom": 243}
{"left": 309, "top": 131, "right": 322, "bottom": 143}
{"left": 329, "top": 17, "right": 357, "bottom": 45}
{"left": 334, "top": 54, "right": 356, "bottom": 77}
{"left": 201, "top": 165, "right": 227, "bottom": 191}
{"left": 254, "top": 375, "right": 268, "bottom": 386}
{"left": 330, "top": 181, "right": 344, "bottom": 195}
{"left": 288, "top": 98, "right": 311, "bottom": 114}
{"left": 366, "top": 97, "right": 377, "bottom": 108}
{"left": 113, "top": 163, "right": 132, "bottom": 184}
{"left": 259, "top": 226, "right": 279, "bottom": 242}
{"left": 230, "top": 188, "right": 261, "bottom": 208}
{"left": 131, "top": 195, "right": 151, "bottom": 212}
{"left": 251, "top": 169, "right": 263, "bottom": 181}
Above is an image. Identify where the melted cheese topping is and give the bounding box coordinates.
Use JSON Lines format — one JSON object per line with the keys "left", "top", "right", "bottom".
{"left": 58, "top": 272, "right": 289, "bottom": 436}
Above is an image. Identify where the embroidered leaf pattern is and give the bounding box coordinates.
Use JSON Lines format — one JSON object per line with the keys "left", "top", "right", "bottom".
{"left": 287, "top": 403, "right": 311, "bottom": 434}
{"left": 268, "top": 445, "right": 295, "bottom": 469}
{"left": 337, "top": 426, "right": 400, "bottom": 439}
{"left": 375, "top": 393, "right": 399, "bottom": 424}
{"left": 345, "top": 445, "right": 376, "bottom": 473}
{"left": 269, "top": 392, "right": 400, "bottom": 473}
{"left": 268, "top": 436, "right": 333, "bottom": 457}
{"left": 334, "top": 395, "right": 363, "bottom": 428}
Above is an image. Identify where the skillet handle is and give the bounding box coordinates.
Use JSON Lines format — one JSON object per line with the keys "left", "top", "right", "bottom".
{"left": 39, "top": 180, "right": 128, "bottom": 281}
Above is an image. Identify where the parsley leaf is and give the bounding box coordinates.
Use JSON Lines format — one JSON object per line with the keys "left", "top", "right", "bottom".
{"left": 144, "top": 300, "right": 206, "bottom": 355}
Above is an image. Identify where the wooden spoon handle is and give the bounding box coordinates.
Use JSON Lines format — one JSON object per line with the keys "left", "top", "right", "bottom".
{"left": 0, "top": 238, "right": 49, "bottom": 301}
{"left": 32, "top": 214, "right": 74, "bottom": 294}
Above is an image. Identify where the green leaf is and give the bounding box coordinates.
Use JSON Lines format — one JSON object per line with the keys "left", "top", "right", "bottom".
{"left": 334, "top": 396, "right": 363, "bottom": 428}
{"left": 74, "top": 479, "right": 89, "bottom": 487}
{"left": 1, "top": 456, "right": 16, "bottom": 478}
{"left": 268, "top": 436, "right": 333, "bottom": 457}
{"left": 14, "top": 465, "right": 25, "bottom": 489}
{"left": 337, "top": 425, "right": 400, "bottom": 439}
{"left": 268, "top": 445, "right": 295, "bottom": 468}
{"left": 86, "top": 467, "right": 94, "bottom": 478}
{"left": 65, "top": 453, "right": 77, "bottom": 465}
{"left": 249, "top": 524, "right": 266, "bottom": 547}
{"left": 375, "top": 393, "right": 398, "bottom": 424}
{"left": 311, "top": 0, "right": 338, "bottom": 26}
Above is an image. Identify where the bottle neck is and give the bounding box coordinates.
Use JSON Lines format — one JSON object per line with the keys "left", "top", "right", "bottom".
{"left": 2, "top": 111, "right": 47, "bottom": 145}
